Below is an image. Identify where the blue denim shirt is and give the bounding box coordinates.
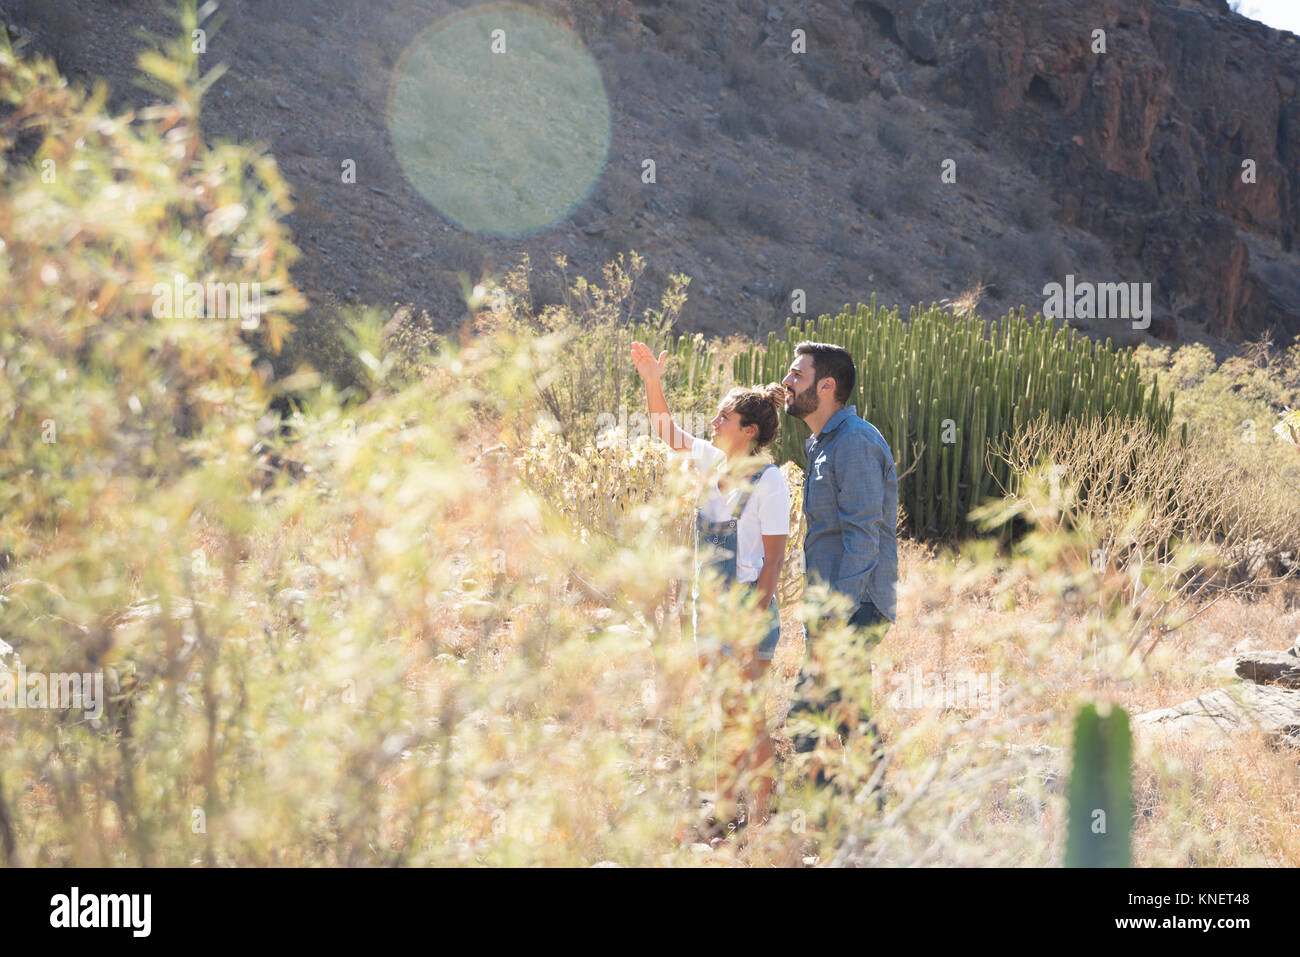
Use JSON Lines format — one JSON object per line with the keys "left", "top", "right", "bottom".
{"left": 802, "top": 405, "right": 898, "bottom": 622}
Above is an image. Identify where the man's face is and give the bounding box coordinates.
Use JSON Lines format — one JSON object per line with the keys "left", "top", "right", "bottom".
{"left": 781, "top": 354, "right": 822, "bottom": 420}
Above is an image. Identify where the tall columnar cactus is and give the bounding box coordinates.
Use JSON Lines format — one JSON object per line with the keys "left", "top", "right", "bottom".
{"left": 1065, "top": 702, "right": 1133, "bottom": 868}
{"left": 722, "top": 297, "right": 1174, "bottom": 539}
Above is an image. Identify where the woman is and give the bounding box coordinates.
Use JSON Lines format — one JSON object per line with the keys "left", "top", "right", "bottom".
{"left": 630, "top": 340, "right": 790, "bottom": 840}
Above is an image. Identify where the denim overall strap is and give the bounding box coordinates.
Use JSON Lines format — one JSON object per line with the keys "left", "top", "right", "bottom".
{"left": 692, "top": 464, "right": 778, "bottom": 644}
{"left": 695, "top": 464, "right": 774, "bottom": 580}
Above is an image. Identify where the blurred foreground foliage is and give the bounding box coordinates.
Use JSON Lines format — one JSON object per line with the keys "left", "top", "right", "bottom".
{"left": 2, "top": 5, "right": 1298, "bottom": 868}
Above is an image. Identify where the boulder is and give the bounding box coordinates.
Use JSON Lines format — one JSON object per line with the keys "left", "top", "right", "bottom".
{"left": 1135, "top": 683, "right": 1300, "bottom": 747}
{"left": 1234, "top": 649, "right": 1300, "bottom": 688}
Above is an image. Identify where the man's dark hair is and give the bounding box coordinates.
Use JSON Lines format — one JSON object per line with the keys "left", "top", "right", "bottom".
{"left": 794, "top": 341, "right": 856, "bottom": 406}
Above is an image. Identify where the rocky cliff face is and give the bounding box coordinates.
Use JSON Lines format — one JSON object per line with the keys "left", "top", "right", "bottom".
{"left": 4, "top": 0, "right": 1298, "bottom": 352}
{"left": 860, "top": 0, "right": 1300, "bottom": 339}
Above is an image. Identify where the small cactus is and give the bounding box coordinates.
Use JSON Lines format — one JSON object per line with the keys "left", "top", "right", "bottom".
{"left": 1065, "top": 702, "right": 1133, "bottom": 868}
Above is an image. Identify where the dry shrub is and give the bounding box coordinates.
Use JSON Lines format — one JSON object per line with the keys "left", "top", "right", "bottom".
{"left": 996, "top": 414, "right": 1300, "bottom": 649}
{"left": 516, "top": 425, "right": 692, "bottom": 544}
{"left": 475, "top": 249, "right": 730, "bottom": 449}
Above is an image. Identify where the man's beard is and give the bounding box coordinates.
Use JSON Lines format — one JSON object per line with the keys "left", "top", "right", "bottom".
{"left": 785, "top": 383, "right": 818, "bottom": 420}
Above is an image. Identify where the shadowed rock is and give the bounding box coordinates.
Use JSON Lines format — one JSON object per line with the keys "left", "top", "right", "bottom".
{"left": 1234, "top": 650, "right": 1300, "bottom": 688}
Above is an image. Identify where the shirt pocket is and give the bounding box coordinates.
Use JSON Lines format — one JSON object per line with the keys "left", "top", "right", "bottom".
{"left": 804, "top": 450, "right": 836, "bottom": 520}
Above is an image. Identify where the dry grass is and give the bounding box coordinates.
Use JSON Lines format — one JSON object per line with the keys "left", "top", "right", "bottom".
{"left": 857, "top": 539, "right": 1300, "bottom": 867}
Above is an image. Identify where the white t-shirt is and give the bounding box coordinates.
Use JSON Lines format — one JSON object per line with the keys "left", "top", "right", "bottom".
{"left": 690, "top": 436, "right": 791, "bottom": 584}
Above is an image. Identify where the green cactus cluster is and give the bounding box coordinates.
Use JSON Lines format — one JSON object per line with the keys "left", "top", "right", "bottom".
{"left": 721, "top": 296, "right": 1176, "bottom": 539}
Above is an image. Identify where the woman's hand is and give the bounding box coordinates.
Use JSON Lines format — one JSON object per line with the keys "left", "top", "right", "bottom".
{"left": 632, "top": 340, "right": 691, "bottom": 450}
{"left": 631, "top": 340, "right": 668, "bottom": 384}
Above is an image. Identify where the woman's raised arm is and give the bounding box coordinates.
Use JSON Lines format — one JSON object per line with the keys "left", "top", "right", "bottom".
{"left": 631, "top": 340, "right": 694, "bottom": 452}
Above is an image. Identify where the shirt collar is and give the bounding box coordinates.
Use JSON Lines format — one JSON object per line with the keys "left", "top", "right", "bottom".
{"left": 816, "top": 405, "right": 857, "bottom": 440}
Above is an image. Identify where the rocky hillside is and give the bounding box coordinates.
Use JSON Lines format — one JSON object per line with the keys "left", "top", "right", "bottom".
{"left": 4, "top": 0, "right": 1298, "bottom": 369}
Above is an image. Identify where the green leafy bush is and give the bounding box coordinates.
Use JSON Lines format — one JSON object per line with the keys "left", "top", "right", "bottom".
{"left": 0, "top": 2, "right": 304, "bottom": 631}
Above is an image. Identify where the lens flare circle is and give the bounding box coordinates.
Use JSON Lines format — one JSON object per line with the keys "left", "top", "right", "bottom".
{"left": 388, "top": 2, "right": 611, "bottom": 237}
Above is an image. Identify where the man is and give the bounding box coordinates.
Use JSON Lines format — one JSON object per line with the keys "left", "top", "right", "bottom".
{"left": 780, "top": 341, "right": 898, "bottom": 791}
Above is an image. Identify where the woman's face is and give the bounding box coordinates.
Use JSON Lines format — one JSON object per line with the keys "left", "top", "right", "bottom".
{"left": 709, "top": 402, "right": 756, "bottom": 456}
